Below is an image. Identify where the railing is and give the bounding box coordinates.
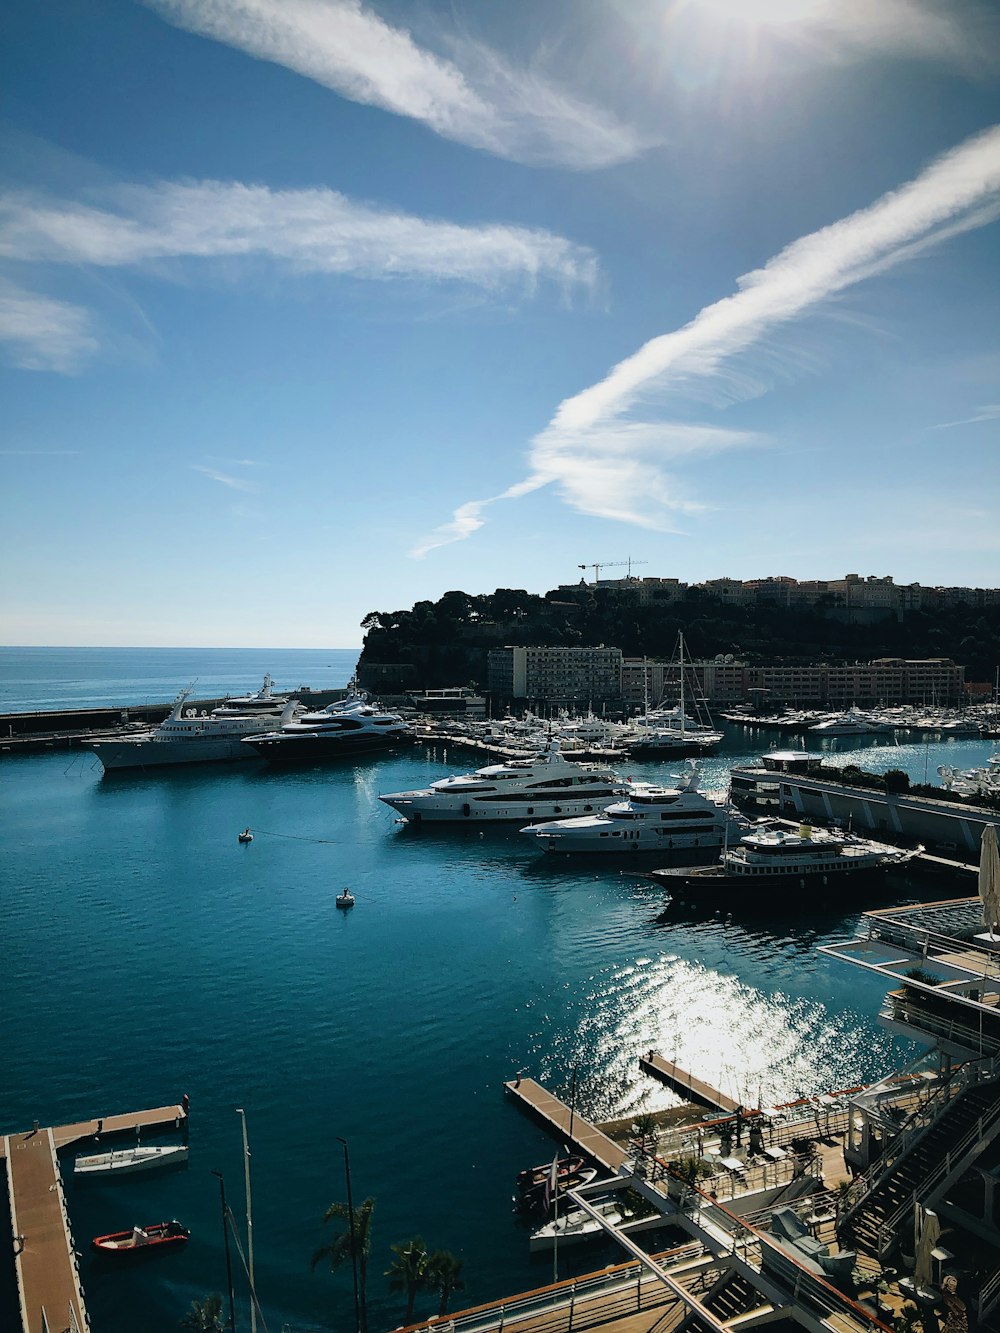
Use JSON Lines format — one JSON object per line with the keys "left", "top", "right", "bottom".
{"left": 977, "top": 1264, "right": 1000, "bottom": 1324}
{"left": 882, "top": 993, "right": 1000, "bottom": 1056}
{"left": 874, "top": 1096, "right": 1000, "bottom": 1257}
{"left": 390, "top": 1243, "right": 709, "bottom": 1333}
{"left": 838, "top": 1055, "right": 999, "bottom": 1225}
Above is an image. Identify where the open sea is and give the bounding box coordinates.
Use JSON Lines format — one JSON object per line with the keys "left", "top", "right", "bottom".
{"left": 1, "top": 647, "right": 996, "bottom": 1333}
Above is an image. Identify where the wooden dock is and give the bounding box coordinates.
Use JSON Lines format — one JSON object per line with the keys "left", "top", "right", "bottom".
{"left": 638, "top": 1053, "right": 740, "bottom": 1114}
{"left": 504, "top": 1078, "right": 629, "bottom": 1173}
{"left": 2, "top": 1102, "right": 187, "bottom": 1333}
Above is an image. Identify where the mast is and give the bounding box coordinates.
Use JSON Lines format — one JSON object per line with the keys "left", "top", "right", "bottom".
{"left": 679, "top": 633, "right": 686, "bottom": 739}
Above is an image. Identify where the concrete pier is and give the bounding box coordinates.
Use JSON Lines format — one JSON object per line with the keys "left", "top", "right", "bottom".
{"left": 504, "top": 1078, "right": 629, "bottom": 1173}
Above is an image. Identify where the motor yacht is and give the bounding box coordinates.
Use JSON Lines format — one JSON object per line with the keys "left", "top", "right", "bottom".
{"left": 809, "top": 709, "right": 895, "bottom": 737}
{"left": 379, "top": 741, "right": 625, "bottom": 822}
{"left": 88, "top": 683, "right": 298, "bottom": 771}
{"left": 244, "top": 696, "right": 412, "bottom": 763}
{"left": 652, "top": 822, "right": 922, "bottom": 899}
{"left": 521, "top": 763, "right": 748, "bottom": 854}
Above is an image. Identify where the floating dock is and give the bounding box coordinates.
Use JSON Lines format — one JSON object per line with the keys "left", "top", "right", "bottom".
{"left": 504, "top": 1078, "right": 629, "bottom": 1173}
{"left": 2, "top": 1102, "right": 187, "bottom": 1333}
{"left": 637, "top": 1053, "right": 740, "bottom": 1114}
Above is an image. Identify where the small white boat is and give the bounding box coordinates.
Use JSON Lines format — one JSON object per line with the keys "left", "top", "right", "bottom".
{"left": 336, "top": 888, "right": 355, "bottom": 909}
{"left": 529, "top": 1199, "right": 625, "bottom": 1251}
{"left": 74, "top": 1144, "right": 189, "bottom": 1177}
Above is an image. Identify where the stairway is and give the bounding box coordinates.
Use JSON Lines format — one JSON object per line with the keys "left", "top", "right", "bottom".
{"left": 677, "top": 1268, "right": 772, "bottom": 1333}
{"left": 842, "top": 1078, "right": 1000, "bottom": 1259}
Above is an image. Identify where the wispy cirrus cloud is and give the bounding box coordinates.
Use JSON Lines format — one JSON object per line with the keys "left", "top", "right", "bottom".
{"left": 0, "top": 180, "right": 597, "bottom": 291}
{"left": 929, "top": 403, "right": 1000, "bottom": 429}
{"left": 191, "top": 463, "right": 258, "bottom": 492}
{"left": 413, "top": 124, "right": 1000, "bottom": 556}
{"left": 144, "top": 0, "right": 648, "bottom": 169}
{"left": 0, "top": 179, "right": 596, "bottom": 370}
{"left": 0, "top": 279, "right": 97, "bottom": 372}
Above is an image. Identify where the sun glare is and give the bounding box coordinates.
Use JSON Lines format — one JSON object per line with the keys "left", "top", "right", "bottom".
{"left": 700, "top": 0, "right": 832, "bottom": 26}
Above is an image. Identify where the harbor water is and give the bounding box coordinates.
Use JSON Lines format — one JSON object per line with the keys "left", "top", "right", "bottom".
{"left": 1, "top": 648, "right": 996, "bottom": 1332}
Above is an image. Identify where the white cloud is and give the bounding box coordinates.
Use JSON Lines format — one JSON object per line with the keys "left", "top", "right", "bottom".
{"left": 0, "top": 280, "right": 97, "bottom": 372}
{"left": 0, "top": 180, "right": 598, "bottom": 293}
{"left": 929, "top": 404, "right": 1000, "bottom": 429}
{"left": 145, "top": 0, "right": 649, "bottom": 169}
{"left": 414, "top": 124, "right": 1000, "bottom": 553}
{"left": 191, "top": 464, "right": 258, "bottom": 491}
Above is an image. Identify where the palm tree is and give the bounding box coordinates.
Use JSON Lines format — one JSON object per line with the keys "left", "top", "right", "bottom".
{"left": 426, "top": 1249, "right": 465, "bottom": 1316}
{"left": 179, "top": 1294, "right": 224, "bottom": 1332}
{"left": 385, "top": 1235, "right": 430, "bottom": 1324}
{"left": 311, "top": 1195, "right": 375, "bottom": 1333}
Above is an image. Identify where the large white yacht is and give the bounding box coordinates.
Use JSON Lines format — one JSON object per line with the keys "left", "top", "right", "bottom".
{"left": 521, "top": 763, "right": 748, "bottom": 854}
{"left": 88, "top": 682, "right": 297, "bottom": 771}
{"left": 652, "top": 822, "right": 922, "bottom": 898}
{"left": 809, "top": 709, "right": 895, "bottom": 737}
{"left": 379, "top": 742, "right": 625, "bottom": 823}
{"left": 244, "top": 696, "right": 412, "bottom": 763}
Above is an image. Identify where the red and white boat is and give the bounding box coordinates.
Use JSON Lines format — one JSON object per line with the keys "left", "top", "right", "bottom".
{"left": 92, "top": 1220, "right": 190, "bottom": 1256}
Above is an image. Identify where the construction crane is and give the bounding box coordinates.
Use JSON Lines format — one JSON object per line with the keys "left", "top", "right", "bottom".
{"left": 577, "top": 558, "right": 648, "bottom": 584}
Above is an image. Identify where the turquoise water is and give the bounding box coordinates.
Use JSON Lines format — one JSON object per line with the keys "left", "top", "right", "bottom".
{"left": 1, "top": 653, "right": 996, "bottom": 1332}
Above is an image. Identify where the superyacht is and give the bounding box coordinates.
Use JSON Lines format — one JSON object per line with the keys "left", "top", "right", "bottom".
{"left": 243, "top": 696, "right": 412, "bottom": 763}
{"left": 88, "top": 681, "right": 296, "bottom": 771}
{"left": 521, "top": 763, "right": 748, "bottom": 853}
{"left": 652, "top": 822, "right": 922, "bottom": 899}
{"left": 379, "top": 741, "right": 625, "bottom": 822}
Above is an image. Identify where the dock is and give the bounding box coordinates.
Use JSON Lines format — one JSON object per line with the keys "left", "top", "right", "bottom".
{"left": 637, "top": 1053, "right": 740, "bottom": 1114}
{"left": 504, "top": 1079, "right": 629, "bottom": 1173}
{"left": 2, "top": 1102, "right": 187, "bottom": 1333}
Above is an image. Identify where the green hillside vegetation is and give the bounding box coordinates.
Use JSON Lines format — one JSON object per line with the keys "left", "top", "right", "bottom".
{"left": 357, "top": 587, "right": 1000, "bottom": 692}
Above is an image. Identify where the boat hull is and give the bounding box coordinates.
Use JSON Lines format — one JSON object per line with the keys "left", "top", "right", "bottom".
{"left": 652, "top": 858, "right": 905, "bottom": 899}
{"left": 89, "top": 736, "right": 258, "bottom": 770}
{"left": 74, "top": 1145, "right": 189, "bottom": 1177}
{"left": 245, "top": 733, "right": 414, "bottom": 764}
{"left": 92, "top": 1220, "right": 189, "bottom": 1255}
{"left": 381, "top": 792, "right": 620, "bottom": 823}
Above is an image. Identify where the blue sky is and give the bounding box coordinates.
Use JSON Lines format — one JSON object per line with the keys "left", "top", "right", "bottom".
{"left": 2, "top": 0, "right": 998, "bottom": 648}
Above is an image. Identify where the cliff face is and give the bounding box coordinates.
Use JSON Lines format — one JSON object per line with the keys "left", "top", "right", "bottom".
{"left": 355, "top": 587, "right": 1000, "bottom": 692}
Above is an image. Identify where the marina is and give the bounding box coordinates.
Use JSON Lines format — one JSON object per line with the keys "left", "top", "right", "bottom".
{"left": 2, "top": 649, "right": 999, "bottom": 1332}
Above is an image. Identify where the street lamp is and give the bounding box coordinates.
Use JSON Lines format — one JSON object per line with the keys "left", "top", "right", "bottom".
{"left": 336, "top": 1136, "right": 361, "bottom": 1333}
{"left": 211, "top": 1170, "right": 237, "bottom": 1333}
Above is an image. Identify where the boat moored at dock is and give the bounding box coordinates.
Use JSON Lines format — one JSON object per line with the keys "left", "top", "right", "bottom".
{"left": 74, "top": 1143, "right": 190, "bottom": 1177}
{"left": 88, "top": 680, "right": 298, "bottom": 771}
{"left": 243, "top": 695, "right": 412, "bottom": 763}
{"left": 652, "top": 822, "right": 923, "bottom": 899}
{"left": 379, "top": 741, "right": 626, "bottom": 822}
{"left": 520, "top": 763, "right": 748, "bottom": 854}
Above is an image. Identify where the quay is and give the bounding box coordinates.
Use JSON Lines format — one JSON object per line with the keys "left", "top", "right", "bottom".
{"left": 638, "top": 1053, "right": 740, "bottom": 1113}
{"left": 2, "top": 1101, "right": 187, "bottom": 1333}
{"left": 504, "top": 1078, "right": 629, "bottom": 1173}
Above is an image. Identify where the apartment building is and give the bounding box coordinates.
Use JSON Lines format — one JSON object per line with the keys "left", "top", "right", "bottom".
{"left": 487, "top": 645, "right": 623, "bottom": 703}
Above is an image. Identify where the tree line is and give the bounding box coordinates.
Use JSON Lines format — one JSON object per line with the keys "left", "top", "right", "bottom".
{"left": 357, "top": 586, "right": 1000, "bottom": 690}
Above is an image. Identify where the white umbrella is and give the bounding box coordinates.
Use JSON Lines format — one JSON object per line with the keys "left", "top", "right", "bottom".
{"left": 979, "top": 824, "right": 1000, "bottom": 938}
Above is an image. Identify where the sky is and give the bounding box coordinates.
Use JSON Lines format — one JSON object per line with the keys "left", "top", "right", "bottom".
{"left": 1, "top": 0, "right": 999, "bottom": 648}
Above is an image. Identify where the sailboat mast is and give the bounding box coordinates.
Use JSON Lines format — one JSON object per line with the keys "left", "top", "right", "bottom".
{"left": 679, "top": 633, "right": 686, "bottom": 739}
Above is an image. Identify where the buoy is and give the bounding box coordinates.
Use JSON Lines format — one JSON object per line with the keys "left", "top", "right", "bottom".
{"left": 238, "top": 828, "right": 253, "bottom": 844}
{"left": 336, "top": 888, "right": 355, "bottom": 909}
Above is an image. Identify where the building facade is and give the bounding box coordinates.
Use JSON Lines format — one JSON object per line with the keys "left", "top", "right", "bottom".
{"left": 487, "top": 645, "right": 623, "bottom": 703}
